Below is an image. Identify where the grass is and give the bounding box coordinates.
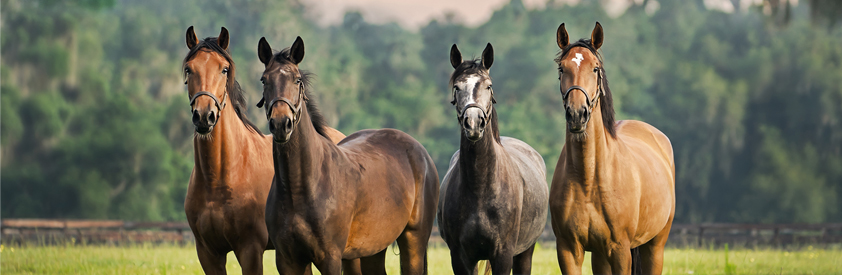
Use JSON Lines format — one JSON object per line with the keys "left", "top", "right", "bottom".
{"left": 2, "top": 242, "right": 841, "bottom": 274}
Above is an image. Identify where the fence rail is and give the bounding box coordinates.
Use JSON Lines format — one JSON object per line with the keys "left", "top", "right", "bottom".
{"left": 3, "top": 219, "right": 842, "bottom": 247}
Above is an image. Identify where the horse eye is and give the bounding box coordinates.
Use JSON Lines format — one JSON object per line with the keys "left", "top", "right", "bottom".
{"left": 558, "top": 67, "right": 563, "bottom": 74}
{"left": 260, "top": 77, "right": 265, "bottom": 84}
{"left": 222, "top": 67, "right": 229, "bottom": 74}
{"left": 487, "top": 85, "right": 492, "bottom": 90}
{"left": 593, "top": 67, "right": 599, "bottom": 73}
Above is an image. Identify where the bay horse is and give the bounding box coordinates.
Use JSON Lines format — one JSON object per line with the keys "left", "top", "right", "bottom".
{"left": 437, "top": 43, "right": 549, "bottom": 275}
{"left": 549, "top": 22, "right": 676, "bottom": 275}
{"left": 181, "top": 26, "right": 345, "bottom": 275}
{"left": 256, "top": 36, "right": 440, "bottom": 275}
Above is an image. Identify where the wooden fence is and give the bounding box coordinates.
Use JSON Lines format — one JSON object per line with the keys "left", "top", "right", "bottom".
{"left": 3, "top": 219, "right": 842, "bottom": 247}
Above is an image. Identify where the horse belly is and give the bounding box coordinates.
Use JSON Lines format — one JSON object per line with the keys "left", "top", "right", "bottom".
{"left": 342, "top": 194, "right": 413, "bottom": 259}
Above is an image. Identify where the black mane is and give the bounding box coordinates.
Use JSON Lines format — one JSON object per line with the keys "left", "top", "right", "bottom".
{"left": 555, "top": 38, "right": 617, "bottom": 138}
{"left": 273, "top": 47, "right": 329, "bottom": 139}
{"left": 183, "top": 37, "right": 262, "bottom": 134}
{"left": 449, "top": 59, "right": 501, "bottom": 144}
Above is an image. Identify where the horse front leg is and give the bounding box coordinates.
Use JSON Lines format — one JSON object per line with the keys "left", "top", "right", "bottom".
{"left": 608, "top": 242, "right": 633, "bottom": 275}
{"left": 512, "top": 243, "right": 536, "bottom": 275}
{"left": 196, "top": 242, "right": 228, "bottom": 275}
{"left": 556, "top": 238, "right": 584, "bottom": 275}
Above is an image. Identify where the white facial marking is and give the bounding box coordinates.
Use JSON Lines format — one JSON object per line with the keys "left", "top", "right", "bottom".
{"left": 572, "top": 53, "right": 584, "bottom": 68}
{"left": 463, "top": 75, "right": 481, "bottom": 104}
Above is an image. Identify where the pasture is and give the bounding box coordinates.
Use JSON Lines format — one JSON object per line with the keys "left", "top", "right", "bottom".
{"left": 2, "top": 243, "right": 840, "bottom": 274}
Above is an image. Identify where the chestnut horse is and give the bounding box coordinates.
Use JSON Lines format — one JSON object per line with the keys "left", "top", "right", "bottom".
{"left": 256, "top": 36, "right": 439, "bottom": 275}
{"left": 438, "top": 43, "right": 548, "bottom": 275}
{"left": 549, "top": 22, "right": 676, "bottom": 275}
{"left": 182, "top": 26, "right": 345, "bottom": 275}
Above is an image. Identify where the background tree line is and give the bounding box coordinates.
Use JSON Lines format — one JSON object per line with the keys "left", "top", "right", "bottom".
{"left": 2, "top": 0, "right": 841, "bottom": 224}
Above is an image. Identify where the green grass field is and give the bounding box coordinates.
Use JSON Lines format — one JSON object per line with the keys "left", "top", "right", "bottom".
{"left": 2, "top": 243, "right": 840, "bottom": 274}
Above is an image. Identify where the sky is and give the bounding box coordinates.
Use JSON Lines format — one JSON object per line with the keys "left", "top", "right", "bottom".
{"left": 300, "top": 0, "right": 761, "bottom": 31}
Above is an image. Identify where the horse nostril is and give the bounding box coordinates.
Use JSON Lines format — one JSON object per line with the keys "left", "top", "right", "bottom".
{"left": 479, "top": 116, "right": 486, "bottom": 128}
{"left": 268, "top": 118, "right": 276, "bottom": 132}
{"left": 284, "top": 118, "right": 293, "bottom": 131}
{"left": 463, "top": 117, "right": 472, "bottom": 130}
{"left": 192, "top": 110, "right": 200, "bottom": 124}
{"left": 565, "top": 108, "right": 573, "bottom": 121}
{"left": 207, "top": 111, "right": 216, "bottom": 123}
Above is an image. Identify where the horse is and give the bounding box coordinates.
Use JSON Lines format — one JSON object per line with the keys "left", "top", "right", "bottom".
{"left": 437, "top": 43, "right": 549, "bottom": 275}
{"left": 256, "top": 36, "right": 440, "bottom": 275}
{"left": 181, "top": 26, "right": 345, "bottom": 275}
{"left": 549, "top": 22, "right": 676, "bottom": 275}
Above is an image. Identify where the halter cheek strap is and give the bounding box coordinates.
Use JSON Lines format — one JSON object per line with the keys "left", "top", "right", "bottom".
{"left": 453, "top": 89, "right": 495, "bottom": 123}
{"left": 257, "top": 82, "right": 307, "bottom": 127}
{"left": 562, "top": 69, "right": 602, "bottom": 111}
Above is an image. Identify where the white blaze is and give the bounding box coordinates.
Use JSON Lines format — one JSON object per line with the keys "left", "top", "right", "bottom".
{"left": 572, "top": 53, "right": 584, "bottom": 68}
{"left": 463, "top": 75, "right": 481, "bottom": 104}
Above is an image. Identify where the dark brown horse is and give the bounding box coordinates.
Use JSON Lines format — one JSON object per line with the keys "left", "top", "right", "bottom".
{"left": 437, "top": 43, "right": 549, "bottom": 275}
{"left": 182, "top": 26, "right": 345, "bottom": 275}
{"left": 256, "top": 36, "right": 440, "bottom": 275}
{"left": 549, "top": 22, "right": 676, "bottom": 275}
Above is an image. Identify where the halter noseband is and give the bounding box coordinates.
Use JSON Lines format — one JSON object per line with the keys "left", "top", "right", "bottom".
{"left": 561, "top": 68, "right": 602, "bottom": 110}
{"left": 189, "top": 91, "right": 227, "bottom": 118}
{"left": 452, "top": 87, "right": 496, "bottom": 123}
{"left": 256, "top": 81, "right": 307, "bottom": 127}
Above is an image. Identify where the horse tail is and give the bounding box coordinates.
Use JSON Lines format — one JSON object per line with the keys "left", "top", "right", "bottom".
{"left": 631, "top": 246, "right": 642, "bottom": 275}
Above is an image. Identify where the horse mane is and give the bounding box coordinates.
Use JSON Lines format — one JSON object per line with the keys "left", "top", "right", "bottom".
{"left": 555, "top": 39, "right": 616, "bottom": 138}
{"left": 272, "top": 47, "right": 329, "bottom": 139}
{"left": 449, "top": 59, "right": 502, "bottom": 144}
{"left": 182, "top": 37, "right": 262, "bottom": 135}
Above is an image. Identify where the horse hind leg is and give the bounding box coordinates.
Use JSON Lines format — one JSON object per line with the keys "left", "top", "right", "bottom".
{"left": 396, "top": 228, "right": 431, "bottom": 275}
{"left": 637, "top": 222, "right": 672, "bottom": 275}
{"left": 357, "top": 248, "right": 387, "bottom": 275}
{"left": 512, "top": 243, "right": 536, "bottom": 275}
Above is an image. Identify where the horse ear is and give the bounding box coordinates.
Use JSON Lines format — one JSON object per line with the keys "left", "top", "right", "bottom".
{"left": 289, "top": 36, "right": 305, "bottom": 65}
{"left": 450, "top": 44, "right": 462, "bottom": 69}
{"left": 591, "top": 21, "right": 604, "bottom": 50}
{"left": 217, "top": 27, "right": 230, "bottom": 51}
{"left": 556, "top": 23, "right": 569, "bottom": 49}
{"left": 258, "top": 37, "right": 273, "bottom": 65}
{"left": 481, "top": 43, "right": 493, "bottom": 70}
{"left": 256, "top": 98, "right": 265, "bottom": 108}
{"left": 186, "top": 26, "right": 198, "bottom": 49}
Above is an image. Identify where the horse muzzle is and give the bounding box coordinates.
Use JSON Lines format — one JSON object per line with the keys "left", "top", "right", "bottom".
{"left": 192, "top": 109, "right": 218, "bottom": 134}
{"left": 269, "top": 116, "right": 294, "bottom": 144}
{"left": 461, "top": 108, "right": 486, "bottom": 142}
{"left": 565, "top": 106, "right": 590, "bottom": 133}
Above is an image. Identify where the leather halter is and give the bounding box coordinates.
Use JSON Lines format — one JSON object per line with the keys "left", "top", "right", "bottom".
{"left": 189, "top": 91, "right": 227, "bottom": 118}
{"left": 256, "top": 81, "right": 307, "bottom": 127}
{"left": 562, "top": 68, "right": 602, "bottom": 111}
{"left": 452, "top": 88, "right": 496, "bottom": 123}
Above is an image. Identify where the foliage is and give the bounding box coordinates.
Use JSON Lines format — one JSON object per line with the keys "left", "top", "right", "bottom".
{"left": 2, "top": 0, "right": 841, "bottom": 223}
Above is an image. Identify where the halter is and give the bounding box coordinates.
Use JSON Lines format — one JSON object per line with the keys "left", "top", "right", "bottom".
{"left": 452, "top": 87, "right": 496, "bottom": 123}
{"left": 562, "top": 67, "right": 602, "bottom": 111}
{"left": 256, "top": 80, "right": 307, "bottom": 127}
{"left": 189, "top": 90, "right": 227, "bottom": 119}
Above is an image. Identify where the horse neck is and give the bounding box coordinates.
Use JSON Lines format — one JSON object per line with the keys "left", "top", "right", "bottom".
{"left": 458, "top": 111, "right": 501, "bottom": 193}
{"left": 193, "top": 97, "right": 252, "bottom": 185}
{"left": 272, "top": 107, "right": 328, "bottom": 201}
{"left": 564, "top": 103, "right": 615, "bottom": 193}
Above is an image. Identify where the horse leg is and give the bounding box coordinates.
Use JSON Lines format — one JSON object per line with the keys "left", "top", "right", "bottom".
{"left": 275, "top": 249, "right": 310, "bottom": 275}
{"left": 556, "top": 239, "right": 584, "bottom": 275}
{"left": 489, "top": 249, "right": 514, "bottom": 275}
{"left": 358, "top": 248, "right": 387, "bottom": 275}
{"left": 591, "top": 251, "right": 611, "bottom": 275}
{"left": 196, "top": 243, "right": 227, "bottom": 275}
{"left": 639, "top": 222, "right": 672, "bottom": 275}
{"left": 233, "top": 241, "right": 265, "bottom": 275}
{"left": 607, "top": 242, "right": 633, "bottom": 275}
{"left": 397, "top": 229, "right": 431, "bottom": 275}
{"left": 312, "top": 253, "right": 342, "bottom": 275}
{"left": 512, "top": 243, "right": 536, "bottom": 275}
{"left": 450, "top": 248, "right": 477, "bottom": 275}
{"left": 342, "top": 258, "right": 364, "bottom": 275}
